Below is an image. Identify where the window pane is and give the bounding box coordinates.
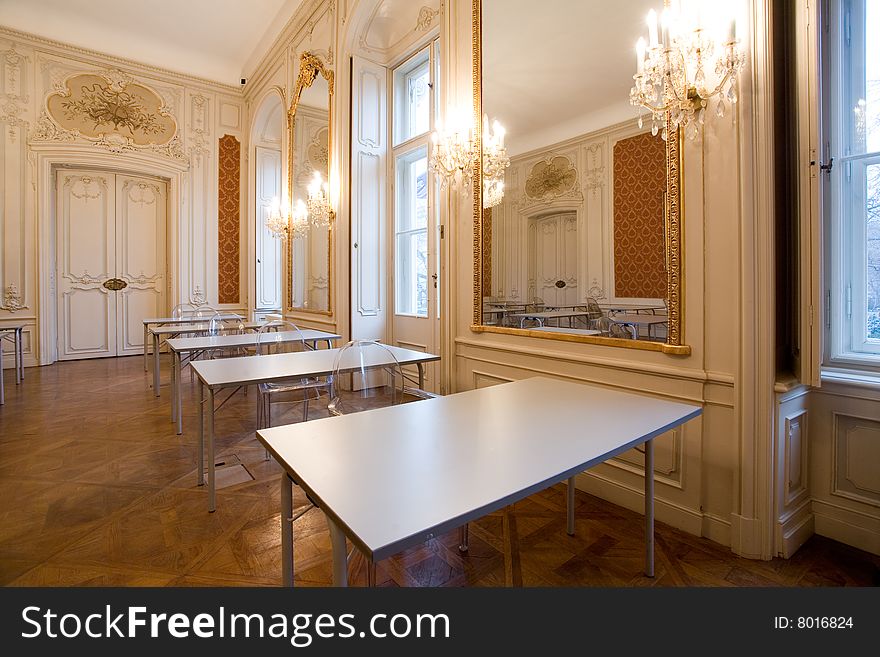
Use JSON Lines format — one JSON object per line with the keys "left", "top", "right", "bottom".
{"left": 393, "top": 51, "right": 430, "bottom": 145}
{"left": 395, "top": 147, "right": 429, "bottom": 316}
{"left": 868, "top": 161, "right": 880, "bottom": 339}
{"left": 843, "top": 0, "right": 880, "bottom": 155}
{"left": 396, "top": 232, "right": 428, "bottom": 316}
{"left": 396, "top": 148, "right": 428, "bottom": 231}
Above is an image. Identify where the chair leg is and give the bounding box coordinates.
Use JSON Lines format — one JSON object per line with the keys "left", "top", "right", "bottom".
{"left": 302, "top": 397, "right": 310, "bottom": 422}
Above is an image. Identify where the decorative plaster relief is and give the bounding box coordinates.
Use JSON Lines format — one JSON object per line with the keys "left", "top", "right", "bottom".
{"left": 524, "top": 156, "right": 578, "bottom": 202}
{"left": 0, "top": 284, "right": 29, "bottom": 313}
{"left": 46, "top": 70, "right": 176, "bottom": 144}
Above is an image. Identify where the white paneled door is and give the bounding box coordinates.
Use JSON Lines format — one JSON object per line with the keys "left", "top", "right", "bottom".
{"left": 56, "top": 170, "right": 167, "bottom": 360}
{"left": 531, "top": 213, "right": 579, "bottom": 307}
{"left": 255, "top": 146, "right": 282, "bottom": 311}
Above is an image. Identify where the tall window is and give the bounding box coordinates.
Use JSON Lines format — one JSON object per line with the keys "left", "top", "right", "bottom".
{"left": 826, "top": 0, "right": 880, "bottom": 364}
{"left": 392, "top": 44, "right": 438, "bottom": 317}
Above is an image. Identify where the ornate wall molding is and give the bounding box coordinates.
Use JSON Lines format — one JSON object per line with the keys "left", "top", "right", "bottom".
{"left": 1, "top": 284, "right": 29, "bottom": 312}
{"left": 1, "top": 44, "right": 31, "bottom": 141}
{"left": 218, "top": 134, "right": 241, "bottom": 304}
{"left": 191, "top": 285, "right": 206, "bottom": 306}
{"left": 524, "top": 155, "right": 579, "bottom": 202}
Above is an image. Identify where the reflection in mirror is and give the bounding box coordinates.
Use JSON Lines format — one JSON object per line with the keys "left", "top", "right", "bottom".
{"left": 476, "top": 0, "right": 685, "bottom": 351}
{"left": 288, "top": 53, "right": 333, "bottom": 314}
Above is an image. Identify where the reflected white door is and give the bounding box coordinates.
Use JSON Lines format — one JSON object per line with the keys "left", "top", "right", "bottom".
{"left": 56, "top": 170, "right": 166, "bottom": 360}
{"left": 255, "top": 146, "right": 282, "bottom": 310}
{"left": 532, "top": 213, "right": 578, "bottom": 306}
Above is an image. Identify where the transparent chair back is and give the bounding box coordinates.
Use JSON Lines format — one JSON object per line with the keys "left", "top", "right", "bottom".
{"left": 171, "top": 303, "right": 196, "bottom": 319}
{"left": 597, "top": 316, "right": 633, "bottom": 339}
{"left": 191, "top": 305, "right": 217, "bottom": 321}
{"left": 328, "top": 340, "right": 405, "bottom": 416}
{"left": 208, "top": 313, "right": 245, "bottom": 337}
{"left": 256, "top": 320, "right": 311, "bottom": 357}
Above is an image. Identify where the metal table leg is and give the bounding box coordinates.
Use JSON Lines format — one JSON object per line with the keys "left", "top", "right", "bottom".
{"left": 175, "top": 350, "right": 184, "bottom": 435}
{"left": 0, "top": 339, "right": 5, "bottom": 405}
{"left": 282, "top": 473, "right": 294, "bottom": 587}
{"left": 567, "top": 475, "right": 576, "bottom": 536}
{"left": 327, "top": 516, "right": 349, "bottom": 587}
{"left": 13, "top": 329, "right": 21, "bottom": 384}
{"left": 170, "top": 350, "right": 177, "bottom": 423}
{"left": 153, "top": 330, "right": 161, "bottom": 396}
{"left": 417, "top": 363, "right": 425, "bottom": 389}
{"left": 198, "top": 379, "right": 205, "bottom": 486}
{"left": 645, "top": 438, "right": 654, "bottom": 577}
{"left": 207, "top": 386, "right": 216, "bottom": 513}
{"left": 458, "top": 524, "right": 469, "bottom": 552}
{"left": 144, "top": 323, "right": 150, "bottom": 371}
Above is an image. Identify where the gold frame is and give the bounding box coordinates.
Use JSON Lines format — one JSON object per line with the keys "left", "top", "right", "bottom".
{"left": 469, "top": 0, "right": 690, "bottom": 355}
{"left": 285, "top": 51, "right": 335, "bottom": 316}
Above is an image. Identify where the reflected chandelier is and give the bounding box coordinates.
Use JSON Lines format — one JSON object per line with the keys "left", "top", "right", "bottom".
{"left": 430, "top": 113, "right": 510, "bottom": 208}
{"left": 630, "top": 0, "right": 746, "bottom": 140}
{"left": 267, "top": 198, "right": 309, "bottom": 240}
{"left": 307, "top": 171, "right": 332, "bottom": 229}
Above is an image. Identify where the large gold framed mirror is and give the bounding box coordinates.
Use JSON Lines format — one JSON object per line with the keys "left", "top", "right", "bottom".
{"left": 470, "top": 0, "right": 689, "bottom": 355}
{"left": 285, "top": 51, "right": 334, "bottom": 315}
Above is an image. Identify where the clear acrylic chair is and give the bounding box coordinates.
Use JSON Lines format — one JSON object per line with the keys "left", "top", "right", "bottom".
{"left": 207, "top": 313, "right": 248, "bottom": 359}
{"left": 597, "top": 316, "right": 634, "bottom": 339}
{"left": 256, "top": 320, "right": 331, "bottom": 432}
{"left": 171, "top": 303, "right": 196, "bottom": 319}
{"left": 327, "top": 340, "right": 460, "bottom": 585}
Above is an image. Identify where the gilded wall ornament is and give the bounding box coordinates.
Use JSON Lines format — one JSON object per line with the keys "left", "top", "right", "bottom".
{"left": 524, "top": 156, "right": 578, "bottom": 202}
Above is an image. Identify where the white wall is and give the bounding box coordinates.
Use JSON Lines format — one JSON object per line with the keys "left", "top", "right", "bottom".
{"left": 0, "top": 26, "right": 247, "bottom": 365}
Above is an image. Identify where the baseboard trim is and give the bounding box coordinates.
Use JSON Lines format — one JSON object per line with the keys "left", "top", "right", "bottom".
{"left": 574, "top": 471, "right": 704, "bottom": 538}
{"left": 776, "top": 501, "right": 814, "bottom": 558}
{"left": 813, "top": 508, "right": 880, "bottom": 556}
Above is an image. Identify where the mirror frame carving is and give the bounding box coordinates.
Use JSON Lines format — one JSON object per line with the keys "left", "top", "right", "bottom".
{"left": 469, "top": 0, "right": 690, "bottom": 355}
{"left": 285, "top": 51, "right": 335, "bottom": 316}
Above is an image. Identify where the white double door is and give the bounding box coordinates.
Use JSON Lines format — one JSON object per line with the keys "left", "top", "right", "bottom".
{"left": 531, "top": 213, "right": 579, "bottom": 306}
{"left": 56, "top": 169, "right": 167, "bottom": 360}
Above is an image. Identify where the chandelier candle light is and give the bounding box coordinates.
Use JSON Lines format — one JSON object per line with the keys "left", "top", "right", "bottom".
{"left": 306, "top": 171, "right": 332, "bottom": 229}
{"left": 630, "top": 0, "right": 746, "bottom": 140}
{"left": 481, "top": 114, "right": 510, "bottom": 209}
{"left": 266, "top": 198, "right": 309, "bottom": 240}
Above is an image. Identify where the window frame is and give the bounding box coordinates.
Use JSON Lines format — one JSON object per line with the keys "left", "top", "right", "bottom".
{"left": 824, "top": 0, "right": 880, "bottom": 367}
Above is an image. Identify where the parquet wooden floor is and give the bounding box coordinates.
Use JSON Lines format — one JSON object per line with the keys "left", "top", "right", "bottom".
{"left": 1, "top": 356, "right": 877, "bottom": 587}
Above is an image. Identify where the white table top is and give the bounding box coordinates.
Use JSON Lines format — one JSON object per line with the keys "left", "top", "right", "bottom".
{"left": 610, "top": 314, "right": 669, "bottom": 325}
{"left": 598, "top": 303, "right": 666, "bottom": 312}
{"left": 509, "top": 309, "right": 590, "bottom": 320}
{"left": 149, "top": 321, "right": 263, "bottom": 337}
{"left": 143, "top": 314, "right": 244, "bottom": 325}
{"left": 257, "top": 376, "right": 701, "bottom": 561}
{"left": 0, "top": 324, "right": 25, "bottom": 331}
{"left": 166, "top": 329, "right": 340, "bottom": 353}
{"left": 191, "top": 344, "right": 439, "bottom": 388}
{"left": 529, "top": 327, "right": 601, "bottom": 336}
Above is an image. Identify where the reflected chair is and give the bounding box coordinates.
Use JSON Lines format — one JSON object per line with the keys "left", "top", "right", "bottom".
{"left": 171, "top": 303, "right": 196, "bottom": 319}
{"left": 597, "top": 316, "right": 634, "bottom": 339}
{"left": 256, "top": 320, "right": 331, "bottom": 433}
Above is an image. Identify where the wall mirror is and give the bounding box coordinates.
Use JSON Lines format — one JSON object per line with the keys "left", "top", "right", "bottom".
{"left": 286, "top": 51, "right": 334, "bottom": 314}
{"left": 471, "top": 0, "right": 689, "bottom": 355}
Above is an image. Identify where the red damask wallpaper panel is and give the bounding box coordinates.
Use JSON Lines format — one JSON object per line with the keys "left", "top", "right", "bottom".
{"left": 218, "top": 134, "right": 240, "bottom": 305}
{"left": 613, "top": 132, "right": 666, "bottom": 299}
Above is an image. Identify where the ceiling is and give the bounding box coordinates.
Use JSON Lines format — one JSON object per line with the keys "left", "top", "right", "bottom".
{"left": 482, "top": 0, "right": 655, "bottom": 156}
{"left": 0, "top": 0, "right": 305, "bottom": 85}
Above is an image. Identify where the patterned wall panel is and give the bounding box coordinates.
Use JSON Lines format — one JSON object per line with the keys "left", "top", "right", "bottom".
{"left": 482, "top": 207, "right": 492, "bottom": 295}
{"left": 218, "top": 134, "right": 241, "bottom": 304}
{"left": 612, "top": 132, "right": 666, "bottom": 298}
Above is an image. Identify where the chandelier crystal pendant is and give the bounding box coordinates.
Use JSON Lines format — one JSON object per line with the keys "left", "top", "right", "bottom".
{"left": 430, "top": 117, "right": 475, "bottom": 194}
{"left": 266, "top": 198, "right": 309, "bottom": 240}
{"left": 306, "top": 171, "right": 332, "bottom": 229}
{"left": 481, "top": 114, "right": 510, "bottom": 208}
{"left": 630, "top": 0, "right": 746, "bottom": 140}
{"left": 290, "top": 199, "right": 310, "bottom": 238}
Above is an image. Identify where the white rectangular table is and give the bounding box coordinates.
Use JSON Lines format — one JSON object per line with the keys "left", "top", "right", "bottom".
{"left": 191, "top": 344, "right": 440, "bottom": 512}
{"left": 0, "top": 324, "right": 25, "bottom": 385}
{"left": 143, "top": 314, "right": 246, "bottom": 372}
{"left": 610, "top": 313, "right": 669, "bottom": 339}
{"left": 509, "top": 309, "right": 591, "bottom": 328}
{"left": 257, "top": 376, "right": 701, "bottom": 587}
{"left": 166, "top": 329, "right": 341, "bottom": 435}
{"left": 528, "top": 326, "right": 601, "bottom": 337}
{"left": 598, "top": 303, "right": 666, "bottom": 314}
{"left": 149, "top": 321, "right": 264, "bottom": 396}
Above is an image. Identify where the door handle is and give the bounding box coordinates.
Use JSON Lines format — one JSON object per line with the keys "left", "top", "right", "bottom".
{"left": 102, "top": 278, "right": 128, "bottom": 291}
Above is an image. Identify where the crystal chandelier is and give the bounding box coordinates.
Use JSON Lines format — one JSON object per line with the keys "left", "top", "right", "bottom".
{"left": 306, "top": 171, "right": 332, "bottom": 229}
{"left": 266, "top": 198, "right": 309, "bottom": 240}
{"left": 430, "top": 112, "right": 510, "bottom": 208}
{"left": 430, "top": 114, "right": 475, "bottom": 193}
{"left": 481, "top": 115, "right": 510, "bottom": 208}
{"left": 630, "top": 0, "right": 746, "bottom": 140}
